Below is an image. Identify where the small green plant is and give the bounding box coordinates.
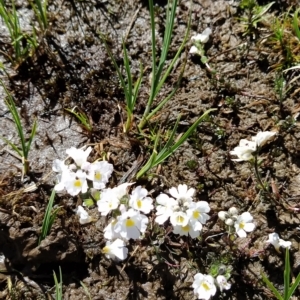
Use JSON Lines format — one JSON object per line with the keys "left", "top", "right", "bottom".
{"left": 39, "top": 189, "right": 60, "bottom": 244}
{"left": 28, "top": 0, "right": 48, "bottom": 32}
{"left": 239, "top": 0, "right": 274, "bottom": 36}
{"left": 53, "top": 267, "right": 63, "bottom": 300}
{"left": 0, "top": 81, "right": 37, "bottom": 179}
{"left": 136, "top": 109, "right": 215, "bottom": 178}
{"left": 262, "top": 248, "right": 300, "bottom": 300}
{"left": 0, "top": 0, "right": 38, "bottom": 65}
{"left": 65, "top": 107, "right": 92, "bottom": 132}
{"left": 101, "top": 0, "right": 190, "bottom": 133}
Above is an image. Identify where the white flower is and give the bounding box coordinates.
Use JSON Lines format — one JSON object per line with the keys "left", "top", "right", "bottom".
{"left": 97, "top": 182, "right": 133, "bottom": 216}
{"left": 64, "top": 170, "right": 88, "bottom": 196}
{"left": 114, "top": 208, "right": 148, "bottom": 240}
{"left": 129, "top": 186, "right": 153, "bottom": 214}
{"left": 234, "top": 212, "right": 255, "bottom": 238}
{"left": 155, "top": 193, "right": 177, "bottom": 224}
{"left": 76, "top": 205, "right": 92, "bottom": 225}
{"left": 170, "top": 211, "right": 189, "bottom": 227}
{"left": 85, "top": 161, "right": 113, "bottom": 190}
{"left": 228, "top": 207, "right": 239, "bottom": 216}
{"left": 102, "top": 239, "right": 128, "bottom": 260}
{"left": 52, "top": 159, "right": 71, "bottom": 192}
{"left": 103, "top": 218, "right": 121, "bottom": 240}
{"left": 266, "top": 232, "right": 291, "bottom": 253}
{"left": 173, "top": 221, "right": 202, "bottom": 238}
{"left": 251, "top": 131, "right": 277, "bottom": 148}
{"left": 169, "top": 184, "right": 195, "bottom": 206}
{"left": 66, "top": 146, "right": 92, "bottom": 168}
{"left": 230, "top": 139, "right": 257, "bottom": 161}
{"left": 216, "top": 275, "right": 231, "bottom": 292}
{"left": 191, "top": 28, "right": 212, "bottom": 44}
{"left": 187, "top": 201, "right": 210, "bottom": 225}
{"left": 192, "top": 273, "right": 217, "bottom": 300}
{"left": 189, "top": 45, "right": 201, "bottom": 55}
{"left": 218, "top": 211, "right": 228, "bottom": 221}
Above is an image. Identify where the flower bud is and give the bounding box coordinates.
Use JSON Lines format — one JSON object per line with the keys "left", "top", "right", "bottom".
{"left": 218, "top": 211, "right": 228, "bottom": 221}
{"left": 228, "top": 207, "right": 238, "bottom": 216}
{"left": 225, "top": 218, "right": 234, "bottom": 226}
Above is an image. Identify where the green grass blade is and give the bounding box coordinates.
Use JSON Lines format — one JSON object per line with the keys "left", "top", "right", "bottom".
{"left": 39, "top": 189, "right": 56, "bottom": 244}
{"left": 53, "top": 266, "right": 63, "bottom": 300}
{"left": 293, "top": 8, "right": 300, "bottom": 41}
{"left": 136, "top": 132, "right": 159, "bottom": 178}
{"left": 123, "top": 42, "right": 133, "bottom": 112}
{"left": 1, "top": 81, "right": 26, "bottom": 155}
{"left": 287, "top": 271, "right": 300, "bottom": 299}
{"left": 284, "top": 248, "right": 290, "bottom": 299}
{"left": 137, "top": 109, "right": 216, "bottom": 178}
{"left": 0, "top": 136, "right": 23, "bottom": 158}
{"left": 154, "top": 108, "right": 216, "bottom": 166}
{"left": 80, "top": 281, "right": 92, "bottom": 300}
{"left": 261, "top": 272, "right": 283, "bottom": 300}
{"left": 99, "top": 34, "right": 130, "bottom": 102}
{"left": 148, "top": 0, "right": 157, "bottom": 101}
{"left": 25, "top": 118, "right": 37, "bottom": 158}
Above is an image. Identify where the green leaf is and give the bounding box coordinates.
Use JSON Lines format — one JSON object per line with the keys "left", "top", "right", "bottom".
{"left": 261, "top": 272, "right": 283, "bottom": 300}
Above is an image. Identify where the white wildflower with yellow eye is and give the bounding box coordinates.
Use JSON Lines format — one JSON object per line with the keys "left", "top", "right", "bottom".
{"left": 234, "top": 212, "right": 255, "bottom": 238}
{"left": 102, "top": 239, "right": 128, "bottom": 260}
{"left": 170, "top": 211, "right": 189, "bottom": 227}
{"left": 64, "top": 170, "right": 88, "bottom": 196}
{"left": 173, "top": 220, "right": 202, "bottom": 238}
{"left": 85, "top": 161, "right": 113, "bottom": 190}
{"left": 187, "top": 201, "right": 210, "bottom": 225}
{"left": 129, "top": 186, "right": 153, "bottom": 214}
{"left": 114, "top": 208, "right": 148, "bottom": 240}
{"left": 192, "top": 273, "right": 217, "bottom": 300}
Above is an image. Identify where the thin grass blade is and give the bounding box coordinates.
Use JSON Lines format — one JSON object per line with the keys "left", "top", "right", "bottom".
{"left": 261, "top": 272, "right": 283, "bottom": 300}
{"left": 283, "top": 248, "right": 290, "bottom": 299}
{"left": 39, "top": 189, "right": 56, "bottom": 244}
{"left": 287, "top": 271, "right": 300, "bottom": 299}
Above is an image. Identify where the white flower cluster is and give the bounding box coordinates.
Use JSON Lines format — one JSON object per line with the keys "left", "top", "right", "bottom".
{"left": 230, "top": 131, "right": 277, "bottom": 161}
{"left": 53, "top": 146, "right": 113, "bottom": 196}
{"left": 97, "top": 183, "right": 153, "bottom": 261}
{"left": 155, "top": 184, "right": 210, "bottom": 238}
{"left": 189, "top": 28, "right": 212, "bottom": 56}
{"left": 218, "top": 207, "right": 255, "bottom": 238}
{"left": 192, "top": 273, "right": 231, "bottom": 300}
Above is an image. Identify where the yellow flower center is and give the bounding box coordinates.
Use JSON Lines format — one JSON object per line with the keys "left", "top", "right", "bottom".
{"left": 182, "top": 225, "right": 190, "bottom": 232}
{"left": 202, "top": 282, "right": 210, "bottom": 291}
{"left": 176, "top": 215, "right": 185, "bottom": 224}
{"left": 95, "top": 171, "right": 102, "bottom": 180}
{"left": 125, "top": 218, "right": 135, "bottom": 227}
{"left": 240, "top": 222, "right": 245, "bottom": 229}
{"left": 193, "top": 211, "right": 200, "bottom": 219}
{"left": 102, "top": 246, "right": 109, "bottom": 254}
{"left": 137, "top": 199, "right": 142, "bottom": 208}
{"left": 74, "top": 179, "right": 82, "bottom": 187}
